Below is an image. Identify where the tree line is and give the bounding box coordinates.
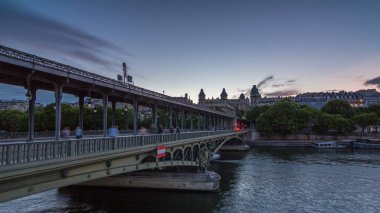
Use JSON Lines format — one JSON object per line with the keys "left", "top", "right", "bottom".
{"left": 245, "top": 99, "right": 380, "bottom": 136}
{"left": 0, "top": 103, "right": 201, "bottom": 132}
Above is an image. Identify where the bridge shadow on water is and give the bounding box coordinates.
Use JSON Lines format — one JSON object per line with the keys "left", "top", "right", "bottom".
{"left": 58, "top": 185, "right": 219, "bottom": 213}
{"left": 54, "top": 151, "right": 248, "bottom": 213}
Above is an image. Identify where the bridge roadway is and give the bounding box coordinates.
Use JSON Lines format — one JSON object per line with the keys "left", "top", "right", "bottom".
{"left": 0, "top": 130, "right": 250, "bottom": 202}
{"left": 0, "top": 45, "right": 238, "bottom": 142}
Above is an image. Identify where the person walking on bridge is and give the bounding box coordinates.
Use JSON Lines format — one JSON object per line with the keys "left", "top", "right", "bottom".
{"left": 74, "top": 126, "right": 83, "bottom": 139}
{"left": 158, "top": 124, "right": 163, "bottom": 134}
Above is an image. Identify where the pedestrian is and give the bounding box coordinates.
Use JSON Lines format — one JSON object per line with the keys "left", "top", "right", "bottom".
{"left": 139, "top": 126, "right": 148, "bottom": 135}
{"left": 108, "top": 126, "right": 119, "bottom": 137}
{"left": 169, "top": 126, "right": 174, "bottom": 133}
{"left": 176, "top": 126, "right": 181, "bottom": 134}
{"left": 74, "top": 126, "right": 83, "bottom": 139}
{"left": 158, "top": 125, "right": 163, "bottom": 134}
{"left": 61, "top": 126, "right": 70, "bottom": 139}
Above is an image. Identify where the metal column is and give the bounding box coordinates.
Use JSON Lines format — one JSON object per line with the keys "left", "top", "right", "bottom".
{"left": 27, "top": 88, "right": 36, "bottom": 141}
{"left": 133, "top": 99, "right": 138, "bottom": 134}
{"left": 203, "top": 113, "right": 206, "bottom": 130}
{"left": 190, "top": 111, "right": 194, "bottom": 131}
{"left": 169, "top": 107, "right": 173, "bottom": 128}
{"left": 152, "top": 104, "right": 158, "bottom": 129}
{"left": 181, "top": 110, "right": 185, "bottom": 129}
{"left": 79, "top": 95, "right": 84, "bottom": 130}
{"left": 54, "top": 85, "right": 62, "bottom": 140}
{"left": 175, "top": 110, "right": 178, "bottom": 128}
{"left": 197, "top": 113, "right": 200, "bottom": 131}
{"left": 103, "top": 94, "right": 108, "bottom": 137}
{"left": 111, "top": 101, "right": 116, "bottom": 127}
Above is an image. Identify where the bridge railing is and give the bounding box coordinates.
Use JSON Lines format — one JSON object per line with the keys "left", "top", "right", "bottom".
{"left": 0, "top": 130, "right": 240, "bottom": 166}
{"left": 0, "top": 130, "right": 136, "bottom": 140}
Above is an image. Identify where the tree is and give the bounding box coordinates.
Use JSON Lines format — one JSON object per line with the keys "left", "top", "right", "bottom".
{"left": 245, "top": 105, "right": 270, "bottom": 127}
{"left": 321, "top": 99, "right": 356, "bottom": 119}
{"left": 328, "top": 115, "right": 355, "bottom": 134}
{"left": 353, "top": 112, "right": 379, "bottom": 135}
{"left": 0, "top": 110, "right": 27, "bottom": 132}
{"left": 368, "top": 104, "right": 380, "bottom": 118}
{"left": 298, "top": 106, "right": 320, "bottom": 135}
{"left": 256, "top": 99, "right": 303, "bottom": 137}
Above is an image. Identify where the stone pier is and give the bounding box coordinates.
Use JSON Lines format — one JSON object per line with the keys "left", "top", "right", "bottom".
{"left": 80, "top": 171, "right": 221, "bottom": 191}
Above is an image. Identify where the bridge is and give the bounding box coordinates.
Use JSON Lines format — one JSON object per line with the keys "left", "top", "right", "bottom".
{"left": 0, "top": 130, "right": 250, "bottom": 202}
{"left": 0, "top": 45, "right": 238, "bottom": 142}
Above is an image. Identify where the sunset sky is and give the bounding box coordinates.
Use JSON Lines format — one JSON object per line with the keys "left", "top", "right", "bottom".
{"left": 1, "top": 0, "right": 380, "bottom": 103}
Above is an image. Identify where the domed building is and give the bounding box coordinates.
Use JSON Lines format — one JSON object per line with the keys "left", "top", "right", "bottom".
{"left": 198, "top": 88, "right": 251, "bottom": 113}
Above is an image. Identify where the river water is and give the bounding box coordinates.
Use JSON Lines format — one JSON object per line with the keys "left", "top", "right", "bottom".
{"left": 1, "top": 147, "right": 380, "bottom": 212}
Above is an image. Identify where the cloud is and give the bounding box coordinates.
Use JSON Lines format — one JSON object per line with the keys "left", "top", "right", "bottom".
{"left": 263, "top": 89, "right": 300, "bottom": 97}
{"left": 272, "top": 79, "right": 296, "bottom": 88}
{"left": 257, "top": 75, "right": 274, "bottom": 89}
{"left": 236, "top": 88, "right": 251, "bottom": 97}
{"left": 0, "top": 2, "right": 129, "bottom": 71}
{"left": 323, "top": 89, "right": 340, "bottom": 93}
{"left": 364, "top": 76, "right": 380, "bottom": 88}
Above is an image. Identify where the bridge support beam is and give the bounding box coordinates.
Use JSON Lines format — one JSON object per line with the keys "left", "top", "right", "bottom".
{"left": 169, "top": 107, "right": 173, "bottom": 128}
{"left": 54, "top": 85, "right": 62, "bottom": 140}
{"left": 152, "top": 104, "right": 158, "bottom": 130}
{"left": 212, "top": 116, "right": 215, "bottom": 129}
{"left": 203, "top": 113, "right": 206, "bottom": 130}
{"left": 181, "top": 110, "right": 185, "bottom": 129}
{"left": 111, "top": 100, "right": 116, "bottom": 127}
{"left": 103, "top": 94, "right": 108, "bottom": 137}
{"left": 197, "top": 113, "right": 200, "bottom": 130}
{"left": 78, "top": 95, "right": 84, "bottom": 130}
{"left": 27, "top": 88, "right": 36, "bottom": 141}
{"left": 190, "top": 111, "right": 194, "bottom": 131}
{"left": 133, "top": 99, "right": 138, "bottom": 134}
{"left": 175, "top": 110, "right": 178, "bottom": 128}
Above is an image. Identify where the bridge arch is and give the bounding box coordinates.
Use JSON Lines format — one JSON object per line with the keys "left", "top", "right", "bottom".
{"left": 213, "top": 136, "right": 244, "bottom": 153}
{"left": 183, "top": 147, "right": 192, "bottom": 161}
{"left": 140, "top": 155, "right": 157, "bottom": 163}
{"left": 173, "top": 149, "right": 183, "bottom": 160}
{"left": 192, "top": 145, "right": 200, "bottom": 161}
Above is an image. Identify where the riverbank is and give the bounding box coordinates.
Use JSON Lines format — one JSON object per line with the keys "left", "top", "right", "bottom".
{"left": 248, "top": 140, "right": 314, "bottom": 147}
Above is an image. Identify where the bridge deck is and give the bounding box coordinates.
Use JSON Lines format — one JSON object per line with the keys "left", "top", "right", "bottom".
{"left": 0, "top": 130, "right": 233, "bottom": 166}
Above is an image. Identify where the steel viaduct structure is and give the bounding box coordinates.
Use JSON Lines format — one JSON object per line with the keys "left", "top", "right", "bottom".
{"left": 0, "top": 45, "right": 237, "bottom": 141}
{"left": 0, "top": 45, "right": 250, "bottom": 202}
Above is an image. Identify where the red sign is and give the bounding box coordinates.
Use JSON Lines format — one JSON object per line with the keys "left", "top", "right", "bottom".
{"left": 157, "top": 145, "right": 166, "bottom": 158}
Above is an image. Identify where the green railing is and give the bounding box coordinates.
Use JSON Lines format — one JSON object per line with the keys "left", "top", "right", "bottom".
{"left": 0, "top": 130, "right": 241, "bottom": 166}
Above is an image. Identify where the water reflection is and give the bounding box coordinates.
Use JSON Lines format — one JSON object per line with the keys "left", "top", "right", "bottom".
{"left": 1, "top": 148, "right": 380, "bottom": 212}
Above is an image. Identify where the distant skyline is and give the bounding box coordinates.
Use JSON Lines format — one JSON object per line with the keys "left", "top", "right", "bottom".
{"left": 1, "top": 0, "right": 380, "bottom": 104}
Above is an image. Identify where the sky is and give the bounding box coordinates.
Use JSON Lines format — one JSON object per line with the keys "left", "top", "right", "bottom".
{"left": 0, "top": 0, "right": 380, "bottom": 104}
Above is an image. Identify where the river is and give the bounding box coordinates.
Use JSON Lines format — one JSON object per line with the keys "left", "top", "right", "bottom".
{"left": 1, "top": 147, "right": 380, "bottom": 212}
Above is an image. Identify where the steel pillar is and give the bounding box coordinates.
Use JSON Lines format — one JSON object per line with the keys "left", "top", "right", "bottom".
{"left": 213, "top": 116, "right": 216, "bottom": 129}
{"left": 27, "top": 88, "right": 36, "bottom": 141}
{"left": 111, "top": 101, "right": 116, "bottom": 127}
{"left": 190, "top": 111, "right": 194, "bottom": 131}
{"left": 152, "top": 104, "right": 158, "bottom": 129}
{"left": 133, "top": 99, "right": 138, "bottom": 134}
{"left": 103, "top": 94, "right": 108, "bottom": 137}
{"left": 79, "top": 95, "right": 84, "bottom": 130}
{"left": 203, "top": 113, "right": 206, "bottom": 130}
{"left": 175, "top": 110, "right": 178, "bottom": 128}
{"left": 54, "top": 85, "right": 62, "bottom": 140}
{"left": 197, "top": 113, "right": 200, "bottom": 130}
{"left": 181, "top": 110, "right": 185, "bottom": 129}
{"left": 169, "top": 107, "right": 173, "bottom": 128}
